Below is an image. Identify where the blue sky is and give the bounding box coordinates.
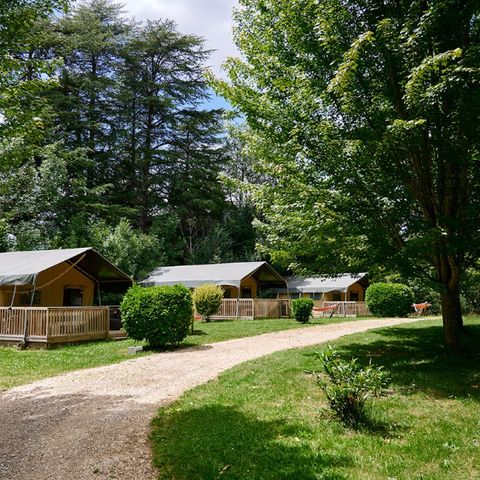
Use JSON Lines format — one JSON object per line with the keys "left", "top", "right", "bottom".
{"left": 121, "top": 0, "right": 238, "bottom": 110}
{"left": 122, "top": 0, "right": 238, "bottom": 87}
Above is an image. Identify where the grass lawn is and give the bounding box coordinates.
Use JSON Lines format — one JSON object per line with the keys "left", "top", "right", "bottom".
{"left": 0, "top": 315, "right": 349, "bottom": 391}
{"left": 151, "top": 317, "right": 480, "bottom": 480}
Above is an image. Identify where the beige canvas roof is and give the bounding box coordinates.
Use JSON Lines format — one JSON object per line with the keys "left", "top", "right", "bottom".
{"left": 283, "top": 273, "right": 368, "bottom": 293}
{"left": 0, "top": 248, "right": 132, "bottom": 290}
{"left": 142, "top": 261, "right": 286, "bottom": 289}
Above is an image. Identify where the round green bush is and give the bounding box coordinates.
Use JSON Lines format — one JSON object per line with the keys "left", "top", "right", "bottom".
{"left": 365, "top": 282, "right": 414, "bottom": 317}
{"left": 291, "top": 297, "right": 314, "bottom": 323}
{"left": 192, "top": 284, "right": 224, "bottom": 322}
{"left": 120, "top": 284, "right": 193, "bottom": 347}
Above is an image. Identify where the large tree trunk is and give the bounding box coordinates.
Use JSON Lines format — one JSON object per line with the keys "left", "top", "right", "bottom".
{"left": 434, "top": 252, "right": 464, "bottom": 352}
{"left": 440, "top": 285, "right": 463, "bottom": 352}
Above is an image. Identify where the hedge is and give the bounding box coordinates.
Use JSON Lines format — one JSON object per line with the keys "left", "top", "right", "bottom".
{"left": 292, "top": 297, "right": 314, "bottom": 323}
{"left": 192, "top": 284, "right": 224, "bottom": 321}
{"left": 365, "top": 282, "right": 414, "bottom": 317}
{"left": 120, "top": 284, "right": 193, "bottom": 347}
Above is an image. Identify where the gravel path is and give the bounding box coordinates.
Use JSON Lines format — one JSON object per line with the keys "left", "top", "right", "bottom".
{"left": 0, "top": 317, "right": 422, "bottom": 480}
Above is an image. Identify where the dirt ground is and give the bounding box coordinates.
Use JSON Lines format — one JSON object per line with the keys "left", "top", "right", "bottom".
{"left": 0, "top": 317, "right": 421, "bottom": 480}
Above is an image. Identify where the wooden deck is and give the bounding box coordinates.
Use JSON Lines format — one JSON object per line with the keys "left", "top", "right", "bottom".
{"left": 0, "top": 306, "right": 112, "bottom": 346}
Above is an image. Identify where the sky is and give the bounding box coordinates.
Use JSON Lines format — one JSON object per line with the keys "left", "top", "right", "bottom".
{"left": 121, "top": 0, "right": 239, "bottom": 109}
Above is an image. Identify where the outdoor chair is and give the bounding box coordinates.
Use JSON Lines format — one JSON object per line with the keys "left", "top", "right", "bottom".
{"left": 412, "top": 302, "right": 431, "bottom": 316}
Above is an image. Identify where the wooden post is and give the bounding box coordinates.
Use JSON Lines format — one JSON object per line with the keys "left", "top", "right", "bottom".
{"left": 105, "top": 306, "right": 110, "bottom": 339}
{"left": 45, "top": 308, "right": 50, "bottom": 343}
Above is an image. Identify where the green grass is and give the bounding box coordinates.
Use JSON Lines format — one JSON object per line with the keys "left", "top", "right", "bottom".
{"left": 0, "top": 316, "right": 348, "bottom": 390}
{"left": 151, "top": 317, "right": 480, "bottom": 480}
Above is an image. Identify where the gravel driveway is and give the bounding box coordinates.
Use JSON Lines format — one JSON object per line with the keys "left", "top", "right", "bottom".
{"left": 0, "top": 317, "right": 422, "bottom": 480}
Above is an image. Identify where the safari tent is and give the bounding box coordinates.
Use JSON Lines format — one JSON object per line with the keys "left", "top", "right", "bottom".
{"left": 142, "top": 261, "right": 289, "bottom": 319}
{"left": 0, "top": 248, "right": 132, "bottom": 345}
{"left": 275, "top": 273, "right": 369, "bottom": 316}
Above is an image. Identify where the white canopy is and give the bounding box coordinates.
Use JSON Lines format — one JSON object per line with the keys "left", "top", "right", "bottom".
{"left": 0, "top": 248, "right": 132, "bottom": 290}
{"left": 142, "top": 261, "right": 286, "bottom": 289}
{"left": 284, "top": 273, "right": 368, "bottom": 293}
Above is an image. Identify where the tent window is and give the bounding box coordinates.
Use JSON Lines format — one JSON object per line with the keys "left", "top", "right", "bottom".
{"left": 19, "top": 291, "right": 41, "bottom": 306}
{"left": 64, "top": 288, "right": 83, "bottom": 306}
{"left": 332, "top": 291, "right": 342, "bottom": 301}
{"left": 241, "top": 287, "right": 252, "bottom": 298}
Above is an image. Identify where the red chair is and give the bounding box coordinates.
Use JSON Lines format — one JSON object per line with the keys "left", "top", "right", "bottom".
{"left": 412, "top": 302, "right": 431, "bottom": 316}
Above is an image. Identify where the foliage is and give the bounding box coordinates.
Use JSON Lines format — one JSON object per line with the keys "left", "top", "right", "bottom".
{"left": 213, "top": 0, "right": 480, "bottom": 349}
{"left": 90, "top": 218, "right": 162, "bottom": 279}
{"left": 256, "top": 288, "right": 277, "bottom": 299}
{"left": 120, "top": 285, "right": 192, "bottom": 347}
{"left": 317, "top": 346, "right": 389, "bottom": 427}
{"left": 0, "top": 0, "right": 257, "bottom": 267}
{"left": 460, "top": 267, "right": 480, "bottom": 314}
{"left": 365, "top": 283, "right": 414, "bottom": 318}
{"left": 291, "top": 297, "right": 314, "bottom": 323}
{"left": 192, "top": 284, "right": 224, "bottom": 322}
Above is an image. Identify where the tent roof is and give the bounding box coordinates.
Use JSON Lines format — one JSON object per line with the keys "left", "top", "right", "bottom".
{"left": 0, "top": 248, "right": 132, "bottom": 291}
{"left": 283, "top": 273, "right": 368, "bottom": 293}
{"left": 141, "top": 261, "right": 286, "bottom": 289}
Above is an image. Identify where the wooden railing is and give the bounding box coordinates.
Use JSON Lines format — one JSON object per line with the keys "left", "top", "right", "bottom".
{"left": 321, "top": 301, "right": 370, "bottom": 317}
{"left": 211, "top": 299, "right": 290, "bottom": 320}
{"left": 254, "top": 299, "right": 290, "bottom": 318}
{"left": 47, "top": 307, "right": 109, "bottom": 343}
{"left": 0, "top": 306, "right": 110, "bottom": 344}
{"left": 0, "top": 307, "right": 48, "bottom": 340}
{"left": 211, "top": 299, "right": 255, "bottom": 320}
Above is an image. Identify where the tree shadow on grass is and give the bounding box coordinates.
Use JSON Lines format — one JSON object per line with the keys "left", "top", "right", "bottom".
{"left": 332, "top": 323, "right": 480, "bottom": 401}
{"left": 151, "top": 405, "right": 351, "bottom": 480}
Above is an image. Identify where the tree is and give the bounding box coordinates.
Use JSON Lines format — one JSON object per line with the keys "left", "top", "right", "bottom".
{"left": 213, "top": 0, "right": 480, "bottom": 350}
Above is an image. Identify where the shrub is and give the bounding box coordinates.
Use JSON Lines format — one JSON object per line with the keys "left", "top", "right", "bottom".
{"left": 120, "top": 284, "right": 192, "bottom": 347}
{"left": 318, "top": 346, "right": 389, "bottom": 427}
{"left": 291, "top": 297, "right": 314, "bottom": 323}
{"left": 192, "top": 284, "right": 224, "bottom": 322}
{"left": 365, "top": 282, "right": 414, "bottom": 317}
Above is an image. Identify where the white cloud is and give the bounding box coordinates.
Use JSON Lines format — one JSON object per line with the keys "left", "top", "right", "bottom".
{"left": 121, "top": 0, "right": 238, "bottom": 77}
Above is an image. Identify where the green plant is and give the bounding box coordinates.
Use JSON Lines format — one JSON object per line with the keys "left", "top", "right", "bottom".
{"left": 192, "top": 284, "right": 224, "bottom": 322}
{"left": 257, "top": 288, "right": 277, "bottom": 299}
{"left": 318, "top": 346, "right": 389, "bottom": 427}
{"left": 365, "top": 282, "right": 414, "bottom": 317}
{"left": 120, "top": 284, "right": 192, "bottom": 347}
{"left": 291, "top": 297, "right": 314, "bottom": 323}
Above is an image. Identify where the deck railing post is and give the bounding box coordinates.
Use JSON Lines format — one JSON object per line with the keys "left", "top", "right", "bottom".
{"left": 45, "top": 308, "right": 50, "bottom": 342}
{"left": 105, "top": 306, "right": 110, "bottom": 339}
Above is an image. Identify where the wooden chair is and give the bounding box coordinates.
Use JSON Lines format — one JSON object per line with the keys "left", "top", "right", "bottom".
{"left": 412, "top": 302, "right": 431, "bottom": 316}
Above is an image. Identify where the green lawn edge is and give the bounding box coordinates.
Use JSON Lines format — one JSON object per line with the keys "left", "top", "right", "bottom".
{"left": 0, "top": 315, "right": 354, "bottom": 390}
{"left": 151, "top": 317, "right": 480, "bottom": 480}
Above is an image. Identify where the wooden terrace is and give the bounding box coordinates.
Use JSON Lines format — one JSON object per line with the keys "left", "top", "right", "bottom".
{"left": 0, "top": 306, "right": 122, "bottom": 346}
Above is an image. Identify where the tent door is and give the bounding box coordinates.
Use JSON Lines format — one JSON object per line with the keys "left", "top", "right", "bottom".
{"left": 63, "top": 288, "right": 83, "bottom": 306}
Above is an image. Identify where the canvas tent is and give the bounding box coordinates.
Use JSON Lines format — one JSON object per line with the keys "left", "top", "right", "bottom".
{"left": 142, "top": 261, "right": 286, "bottom": 298}
{"left": 0, "top": 248, "right": 132, "bottom": 307}
{"left": 275, "top": 273, "right": 368, "bottom": 303}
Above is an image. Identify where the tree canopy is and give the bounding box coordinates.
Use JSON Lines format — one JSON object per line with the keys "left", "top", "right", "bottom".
{"left": 213, "top": 0, "right": 480, "bottom": 349}
{"left": 0, "top": 0, "right": 258, "bottom": 277}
